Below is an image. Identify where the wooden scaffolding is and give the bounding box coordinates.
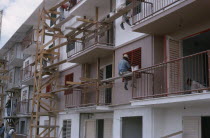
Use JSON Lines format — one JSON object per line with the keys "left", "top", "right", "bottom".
{"left": 0, "top": 60, "right": 8, "bottom": 124}
{"left": 29, "top": 0, "right": 139, "bottom": 137}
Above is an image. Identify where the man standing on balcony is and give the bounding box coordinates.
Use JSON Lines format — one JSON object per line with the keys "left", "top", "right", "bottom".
{"left": 118, "top": 54, "right": 131, "bottom": 90}
{"left": 5, "top": 98, "right": 11, "bottom": 116}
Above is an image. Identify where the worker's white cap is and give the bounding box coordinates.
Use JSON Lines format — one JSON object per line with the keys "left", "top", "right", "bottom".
{"left": 123, "top": 54, "right": 129, "bottom": 59}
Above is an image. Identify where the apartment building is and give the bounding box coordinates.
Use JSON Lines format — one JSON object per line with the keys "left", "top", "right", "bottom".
{"left": 0, "top": 0, "right": 210, "bottom": 138}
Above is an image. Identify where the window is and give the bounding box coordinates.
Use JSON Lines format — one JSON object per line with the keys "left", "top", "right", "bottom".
{"left": 25, "top": 60, "right": 30, "bottom": 76}
{"left": 124, "top": 48, "right": 141, "bottom": 68}
{"left": 9, "top": 72, "right": 13, "bottom": 83}
{"left": 96, "top": 119, "right": 104, "bottom": 138}
{"left": 20, "top": 121, "right": 25, "bottom": 134}
{"left": 99, "top": 65, "right": 112, "bottom": 104}
{"left": 65, "top": 73, "right": 74, "bottom": 95}
{"left": 63, "top": 120, "right": 71, "bottom": 138}
{"left": 122, "top": 116, "right": 143, "bottom": 138}
{"left": 50, "top": 12, "right": 57, "bottom": 27}
{"left": 66, "top": 41, "right": 75, "bottom": 53}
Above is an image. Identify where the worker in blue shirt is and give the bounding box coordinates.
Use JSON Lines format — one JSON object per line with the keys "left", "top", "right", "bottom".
{"left": 118, "top": 54, "right": 131, "bottom": 90}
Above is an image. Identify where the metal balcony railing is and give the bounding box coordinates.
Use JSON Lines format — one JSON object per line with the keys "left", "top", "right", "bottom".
{"left": 22, "top": 65, "right": 34, "bottom": 81}
{"left": 132, "top": 0, "right": 186, "bottom": 25}
{"left": 65, "top": 81, "right": 112, "bottom": 108}
{"left": 17, "top": 99, "right": 32, "bottom": 114}
{"left": 132, "top": 50, "right": 210, "bottom": 99}
{"left": 67, "top": 24, "right": 114, "bottom": 58}
{"left": 22, "top": 29, "right": 37, "bottom": 49}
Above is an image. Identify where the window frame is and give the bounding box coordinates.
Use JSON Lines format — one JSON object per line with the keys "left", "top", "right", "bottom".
{"left": 63, "top": 119, "right": 72, "bottom": 138}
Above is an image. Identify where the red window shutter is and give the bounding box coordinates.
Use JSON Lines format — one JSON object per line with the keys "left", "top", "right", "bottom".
{"left": 124, "top": 48, "right": 141, "bottom": 68}
{"left": 65, "top": 73, "right": 74, "bottom": 95}
{"left": 46, "top": 84, "right": 51, "bottom": 93}
{"left": 131, "top": 48, "right": 141, "bottom": 68}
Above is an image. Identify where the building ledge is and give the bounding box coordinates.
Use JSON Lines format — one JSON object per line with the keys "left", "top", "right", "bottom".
{"left": 65, "top": 105, "right": 113, "bottom": 113}
{"left": 131, "top": 92, "right": 210, "bottom": 107}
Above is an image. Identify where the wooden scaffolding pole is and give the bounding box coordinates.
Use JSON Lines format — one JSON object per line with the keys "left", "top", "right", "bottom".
{"left": 29, "top": 7, "right": 62, "bottom": 138}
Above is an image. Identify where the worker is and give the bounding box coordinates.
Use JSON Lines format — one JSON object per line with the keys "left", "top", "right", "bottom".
{"left": 6, "top": 127, "right": 15, "bottom": 138}
{"left": 118, "top": 54, "right": 131, "bottom": 90}
{"left": 5, "top": 98, "right": 11, "bottom": 116}
{"left": 120, "top": 0, "right": 142, "bottom": 30}
{"left": 120, "top": 0, "right": 132, "bottom": 30}
{"left": 186, "top": 78, "right": 206, "bottom": 93}
{"left": 68, "top": 0, "right": 77, "bottom": 10}
{"left": 59, "top": 1, "right": 71, "bottom": 21}
{"left": 0, "top": 123, "right": 5, "bottom": 138}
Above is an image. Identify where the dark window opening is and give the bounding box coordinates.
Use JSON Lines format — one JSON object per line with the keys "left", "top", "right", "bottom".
{"left": 96, "top": 119, "right": 104, "bottom": 138}
{"left": 20, "top": 121, "right": 25, "bottom": 134}
{"left": 122, "top": 116, "right": 143, "bottom": 138}
{"left": 66, "top": 41, "right": 75, "bottom": 53}
{"left": 183, "top": 30, "right": 210, "bottom": 89}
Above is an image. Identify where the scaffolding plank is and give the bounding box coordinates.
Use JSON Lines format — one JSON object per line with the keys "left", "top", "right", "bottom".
{"left": 53, "top": 15, "right": 74, "bottom": 28}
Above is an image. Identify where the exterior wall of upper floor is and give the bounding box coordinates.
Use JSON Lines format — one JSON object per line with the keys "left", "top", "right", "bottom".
{"left": 57, "top": 65, "right": 82, "bottom": 110}
{"left": 113, "top": 35, "right": 154, "bottom": 105}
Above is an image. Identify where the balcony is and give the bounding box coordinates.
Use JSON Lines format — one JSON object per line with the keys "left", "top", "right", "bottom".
{"left": 17, "top": 99, "right": 32, "bottom": 115}
{"left": 5, "top": 68, "right": 22, "bottom": 91}
{"left": 70, "top": 0, "right": 112, "bottom": 18}
{"left": 65, "top": 81, "right": 112, "bottom": 110}
{"left": 22, "top": 29, "right": 37, "bottom": 56}
{"left": 67, "top": 26, "right": 115, "bottom": 64}
{"left": 132, "top": 0, "right": 210, "bottom": 34}
{"left": 21, "top": 65, "right": 34, "bottom": 85}
{"left": 131, "top": 50, "right": 210, "bottom": 106}
{"left": 9, "top": 51, "right": 24, "bottom": 67}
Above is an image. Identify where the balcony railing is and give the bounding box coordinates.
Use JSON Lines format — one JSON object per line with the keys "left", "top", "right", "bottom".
{"left": 67, "top": 25, "right": 114, "bottom": 58}
{"left": 22, "top": 65, "right": 34, "bottom": 81}
{"left": 132, "top": 50, "right": 210, "bottom": 99}
{"left": 132, "top": 0, "right": 186, "bottom": 25}
{"left": 65, "top": 82, "right": 112, "bottom": 108}
{"left": 22, "top": 29, "right": 37, "bottom": 49}
{"left": 17, "top": 99, "right": 32, "bottom": 115}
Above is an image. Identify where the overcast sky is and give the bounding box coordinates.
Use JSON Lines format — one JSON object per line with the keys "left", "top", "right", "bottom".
{"left": 0, "top": 0, "right": 42, "bottom": 48}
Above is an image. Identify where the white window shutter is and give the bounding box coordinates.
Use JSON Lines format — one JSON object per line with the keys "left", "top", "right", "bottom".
{"left": 183, "top": 117, "right": 201, "bottom": 138}
{"left": 166, "top": 36, "right": 182, "bottom": 93}
{"left": 104, "top": 119, "right": 113, "bottom": 138}
{"left": 85, "top": 120, "right": 96, "bottom": 138}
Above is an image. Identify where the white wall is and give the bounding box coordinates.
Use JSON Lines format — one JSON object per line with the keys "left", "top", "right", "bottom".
{"left": 113, "top": 107, "right": 153, "bottom": 138}
{"left": 153, "top": 104, "right": 210, "bottom": 138}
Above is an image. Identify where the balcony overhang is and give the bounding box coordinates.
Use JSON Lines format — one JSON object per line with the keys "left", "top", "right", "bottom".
{"left": 68, "top": 44, "right": 115, "bottom": 64}
{"left": 132, "top": 0, "right": 210, "bottom": 35}
{"left": 71, "top": 0, "right": 111, "bottom": 18}
{"left": 131, "top": 92, "right": 210, "bottom": 108}
{"left": 66, "top": 105, "right": 113, "bottom": 113}
{"left": 22, "top": 77, "right": 34, "bottom": 86}
{"left": 10, "top": 58, "right": 24, "bottom": 67}
{"left": 23, "top": 43, "right": 36, "bottom": 55}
